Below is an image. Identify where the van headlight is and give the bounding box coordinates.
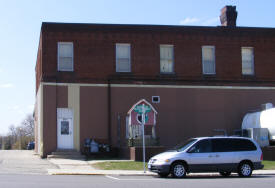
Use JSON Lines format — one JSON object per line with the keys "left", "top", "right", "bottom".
{"left": 158, "top": 159, "right": 170, "bottom": 163}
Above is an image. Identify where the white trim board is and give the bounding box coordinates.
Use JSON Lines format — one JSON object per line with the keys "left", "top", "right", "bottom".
{"left": 41, "top": 82, "right": 275, "bottom": 90}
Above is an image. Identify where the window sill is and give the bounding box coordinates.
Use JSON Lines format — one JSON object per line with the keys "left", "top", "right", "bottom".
{"left": 202, "top": 74, "right": 216, "bottom": 78}
{"left": 159, "top": 72, "right": 176, "bottom": 76}
{"left": 58, "top": 70, "right": 74, "bottom": 72}
{"left": 115, "top": 72, "right": 132, "bottom": 75}
{"left": 242, "top": 74, "right": 256, "bottom": 79}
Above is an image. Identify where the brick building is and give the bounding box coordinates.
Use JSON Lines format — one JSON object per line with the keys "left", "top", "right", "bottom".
{"left": 35, "top": 6, "right": 275, "bottom": 157}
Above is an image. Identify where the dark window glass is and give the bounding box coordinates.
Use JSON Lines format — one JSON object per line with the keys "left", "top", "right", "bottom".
{"left": 189, "top": 139, "right": 212, "bottom": 153}
{"left": 173, "top": 139, "right": 197, "bottom": 152}
{"left": 231, "top": 139, "right": 257, "bottom": 151}
{"left": 61, "top": 121, "right": 69, "bottom": 135}
{"left": 212, "top": 139, "right": 234, "bottom": 152}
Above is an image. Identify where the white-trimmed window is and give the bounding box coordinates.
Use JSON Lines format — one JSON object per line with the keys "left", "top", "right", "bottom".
{"left": 242, "top": 47, "right": 254, "bottom": 75}
{"left": 116, "top": 43, "right": 131, "bottom": 72}
{"left": 160, "top": 45, "right": 174, "bottom": 73}
{"left": 202, "top": 46, "right": 215, "bottom": 74}
{"left": 58, "top": 42, "right": 73, "bottom": 71}
{"left": 152, "top": 96, "right": 160, "bottom": 103}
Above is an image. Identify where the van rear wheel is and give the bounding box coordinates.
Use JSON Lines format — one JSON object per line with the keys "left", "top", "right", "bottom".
{"left": 238, "top": 162, "right": 253, "bottom": 177}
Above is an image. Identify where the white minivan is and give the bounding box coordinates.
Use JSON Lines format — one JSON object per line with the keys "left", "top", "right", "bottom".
{"left": 148, "top": 137, "right": 264, "bottom": 178}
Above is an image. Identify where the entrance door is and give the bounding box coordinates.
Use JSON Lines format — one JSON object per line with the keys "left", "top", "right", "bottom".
{"left": 57, "top": 108, "right": 74, "bottom": 149}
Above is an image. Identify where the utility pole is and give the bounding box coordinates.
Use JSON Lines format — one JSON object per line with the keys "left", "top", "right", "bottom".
{"left": 1, "top": 136, "right": 4, "bottom": 150}
{"left": 19, "top": 128, "right": 22, "bottom": 150}
{"left": 142, "top": 104, "right": 146, "bottom": 173}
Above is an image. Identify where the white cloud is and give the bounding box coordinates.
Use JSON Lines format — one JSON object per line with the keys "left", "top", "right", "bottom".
{"left": 27, "top": 104, "right": 34, "bottom": 111}
{"left": 179, "top": 17, "right": 200, "bottom": 25}
{"left": 0, "top": 83, "right": 14, "bottom": 88}
{"left": 201, "top": 17, "right": 220, "bottom": 26}
{"left": 179, "top": 17, "right": 220, "bottom": 26}
{"left": 9, "top": 105, "right": 20, "bottom": 110}
{"left": 9, "top": 105, "right": 24, "bottom": 115}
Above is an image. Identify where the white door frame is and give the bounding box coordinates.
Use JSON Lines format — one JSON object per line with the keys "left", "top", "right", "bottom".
{"left": 57, "top": 108, "right": 74, "bottom": 149}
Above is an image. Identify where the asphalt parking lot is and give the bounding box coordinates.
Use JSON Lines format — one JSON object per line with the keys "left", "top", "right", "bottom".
{"left": 105, "top": 174, "right": 275, "bottom": 188}
{"left": 1, "top": 174, "right": 275, "bottom": 188}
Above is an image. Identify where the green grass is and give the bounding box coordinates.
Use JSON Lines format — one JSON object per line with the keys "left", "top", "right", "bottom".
{"left": 92, "top": 161, "right": 147, "bottom": 170}
{"left": 262, "top": 160, "right": 275, "bottom": 170}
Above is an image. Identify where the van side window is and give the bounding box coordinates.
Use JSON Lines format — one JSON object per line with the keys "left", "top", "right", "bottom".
{"left": 231, "top": 139, "right": 257, "bottom": 151}
{"left": 212, "top": 139, "right": 233, "bottom": 152}
{"left": 189, "top": 139, "right": 212, "bottom": 153}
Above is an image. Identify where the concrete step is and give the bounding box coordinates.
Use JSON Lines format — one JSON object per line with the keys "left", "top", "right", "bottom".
{"left": 51, "top": 151, "right": 81, "bottom": 155}
{"left": 47, "top": 150, "right": 86, "bottom": 160}
{"left": 47, "top": 154, "right": 86, "bottom": 159}
{"left": 56, "top": 149, "right": 77, "bottom": 152}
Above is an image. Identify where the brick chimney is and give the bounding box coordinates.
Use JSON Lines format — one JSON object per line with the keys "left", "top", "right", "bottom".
{"left": 220, "top": 6, "right": 238, "bottom": 27}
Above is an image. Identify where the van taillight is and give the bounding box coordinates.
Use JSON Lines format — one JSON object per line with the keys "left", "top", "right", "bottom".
{"left": 261, "top": 153, "right": 263, "bottom": 161}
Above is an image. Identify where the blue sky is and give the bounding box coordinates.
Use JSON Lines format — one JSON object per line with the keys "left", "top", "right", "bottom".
{"left": 0, "top": 0, "right": 275, "bottom": 134}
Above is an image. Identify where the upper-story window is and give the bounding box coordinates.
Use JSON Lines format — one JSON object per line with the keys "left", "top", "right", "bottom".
{"left": 116, "top": 43, "right": 131, "bottom": 72}
{"left": 160, "top": 45, "right": 174, "bottom": 73}
{"left": 202, "top": 46, "right": 215, "bottom": 75}
{"left": 58, "top": 42, "right": 74, "bottom": 71}
{"left": 242, "top": 47, "right": 254, "bottom": 75}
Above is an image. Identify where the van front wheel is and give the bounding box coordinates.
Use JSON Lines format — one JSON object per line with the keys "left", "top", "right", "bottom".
{"left": 171, "top": 162, "right": 186, "bottom": 178}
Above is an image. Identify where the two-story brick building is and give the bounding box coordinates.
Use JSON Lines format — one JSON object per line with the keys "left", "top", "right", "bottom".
{"left": 35, "top": 6, "right": 275, "bottom": 157}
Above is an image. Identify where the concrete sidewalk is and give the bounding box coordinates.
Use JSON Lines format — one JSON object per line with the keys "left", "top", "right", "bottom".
{"left": 47, "top": 158, "right": 275, "bottom": 176}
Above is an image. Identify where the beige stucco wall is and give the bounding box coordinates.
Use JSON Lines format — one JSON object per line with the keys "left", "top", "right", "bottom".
{"left": 36, "top": 83, "right": 43, "bottom": 156}
{"left": 68, "top": 85, "right": 80, "bottom": 151}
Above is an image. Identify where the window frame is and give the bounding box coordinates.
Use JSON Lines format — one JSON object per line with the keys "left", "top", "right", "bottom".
{"left": 188, "top": 139, "right": 212, "bottom": 153}
{"left": 160, "top": 44, "right": 174, "bottom": 74}
{"left": 57, "top": 42, "right": 74, "bottom": 72}
{"left": 152, "top": 96, "right": 160, "bottom": 103}
{"left": 116, "top": 43, "right": 131, "bottom": 73}
{"left": 202, "top": 45, "right": 216, "bottom": 75}
{"left": 241, "top": 47, "right": 255, "bottom": 76}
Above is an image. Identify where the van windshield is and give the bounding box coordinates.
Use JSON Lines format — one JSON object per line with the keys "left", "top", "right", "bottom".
{"left": 173, "top": 139, "right": 197, "bottom": 152}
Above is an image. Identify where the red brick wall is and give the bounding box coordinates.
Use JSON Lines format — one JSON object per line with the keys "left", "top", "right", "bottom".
{"left": 43, "top": 85, "right": 57, "bottom": 157}
{"left": 38, "top": 23, "right": 275, "bottom": 86}
{"left": 35, "top": 32, "right": 42, "bottom": 93}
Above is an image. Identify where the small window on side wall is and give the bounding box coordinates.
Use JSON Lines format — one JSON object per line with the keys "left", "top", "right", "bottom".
{"left": 160, "top": 45, "right": 174, "bottom": 73}
{"left": 152, "top": 96, "right": 160, "bottom": 103}
{"left": 202, "top": 46, "right": 215, "bottom": 75}
{"left": 242, "top": 47, "right": 254, "bottom": 75}
{"left": 58, "top": 42, "right": 73, "bottom": 71}
{"left": 116, "top": 43, "right": 131, "bottom": 72}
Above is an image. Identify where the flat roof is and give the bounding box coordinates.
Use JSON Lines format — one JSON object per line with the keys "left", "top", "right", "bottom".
{"left": 41, "top": 22, "right": 275, "bottom": 37}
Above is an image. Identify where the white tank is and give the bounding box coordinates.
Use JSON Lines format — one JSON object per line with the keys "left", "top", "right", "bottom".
{"left": 242, "top": 107, "right": 275, "bottom": 141}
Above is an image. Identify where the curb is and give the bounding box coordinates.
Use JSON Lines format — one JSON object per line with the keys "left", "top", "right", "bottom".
{"left": 49, "top": 173, "right": 155, "bottom": 176}
{"left": 48, "top": 172, "right": 155, "bottom": 176}
{"left": 48, "top": 171, "right": 275, "bottom": 176}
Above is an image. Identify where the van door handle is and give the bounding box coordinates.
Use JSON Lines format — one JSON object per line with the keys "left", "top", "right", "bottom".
{"left": 215, "top": 155, "right": 220, "bottom": 157}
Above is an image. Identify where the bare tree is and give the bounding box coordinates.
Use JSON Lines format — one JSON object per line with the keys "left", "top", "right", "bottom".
{"left": 20, "top": 114, "right": 34, "bottom": 138}
{"left": 1, "top": 114, "right": 34, "bottom": 150}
